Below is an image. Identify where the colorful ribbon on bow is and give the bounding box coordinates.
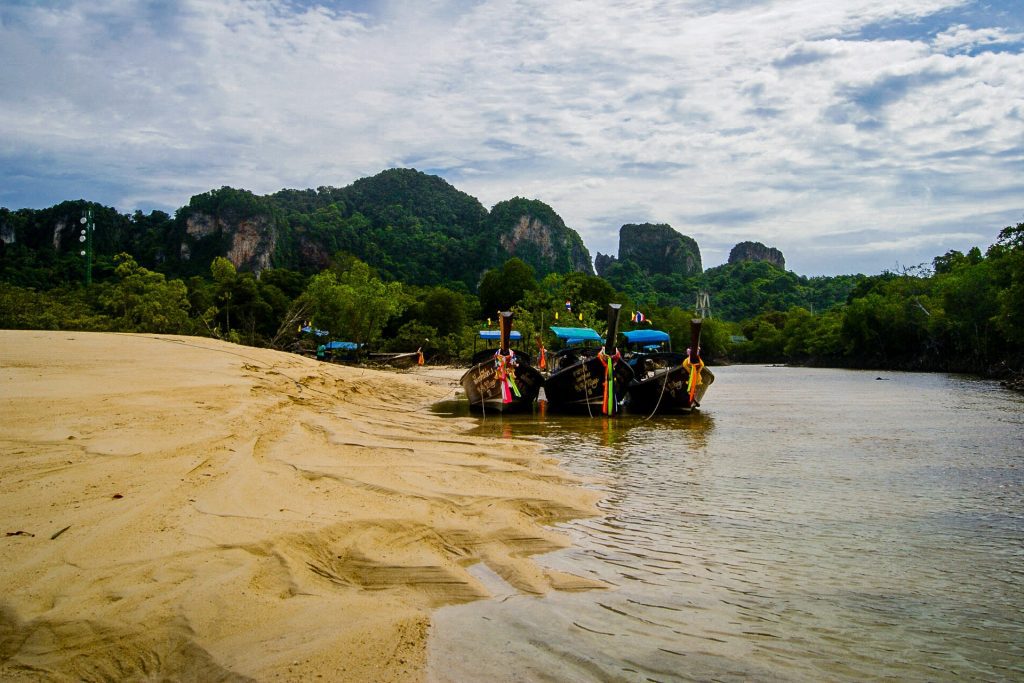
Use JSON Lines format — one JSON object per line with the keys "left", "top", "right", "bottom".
{"left": 495, "top": 351, "right": 521, "bottom": 404}
{"left": 597, "top": 348, "right": 622, "bottom": 415}
{"left": 682, "top": 356, "right": 704, "bottom": 403}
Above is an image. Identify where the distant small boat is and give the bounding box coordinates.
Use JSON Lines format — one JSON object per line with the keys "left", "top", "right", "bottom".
{"left": 317, "top": 340, "right": 362, "bottom": 362}
{"left": 460, "top": 312, "right": 544, "bottom": 413}
{"left": 366, "top": 351, "right": 421, "bottom": 368}
{"left": 543, "top": 303, "right": 634, "bottom": 415}
{"left": 623, "top": 319, "right": 714, "bottom": 415}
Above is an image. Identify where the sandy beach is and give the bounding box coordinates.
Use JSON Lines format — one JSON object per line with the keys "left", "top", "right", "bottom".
{"left": 0, "top": 331, "right": 602, "bottom": 682}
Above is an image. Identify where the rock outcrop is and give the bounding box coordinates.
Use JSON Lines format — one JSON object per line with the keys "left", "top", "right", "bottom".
{"left": 609, "top": 223, "right": 702, "bottom": 277}
{"left": 0, "top": 221, "right": 14, "bottom": 245}
{"left": 225, "top": 216, "right": 276, "bottom": 273}
{"left": 728, "top": 241, "right": 785, "bottom": 269}
{"left": 181, "top": 211, "right": 277, "bottom": 274}
{"left": 489, "top": 198, "right": 594, "bottom": 277}
{"left": 594, "top": 252, "right": 616, "bottom": 277}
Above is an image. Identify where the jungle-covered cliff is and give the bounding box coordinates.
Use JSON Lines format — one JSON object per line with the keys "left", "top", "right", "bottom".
{"left": 596, "top": 223, "right": 702, "bottom": 279}
{"left": 729, "top": 241, "right": 785, "bottom": 269}
{"left": 488, "top": 197, "right": 594, "bottom": 277}
{"left": 0, "top": 169, "right": 594, "bottom": 291}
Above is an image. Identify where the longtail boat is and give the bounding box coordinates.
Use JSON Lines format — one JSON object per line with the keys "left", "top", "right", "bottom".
{"left": 542, "top": 303, "right": 634, "bottom": 415}
{"left": 623, "top": 319, "right": 714, "bottom": 415}
{"left": 459, "top": 311, "right": 543, "bottom": 413}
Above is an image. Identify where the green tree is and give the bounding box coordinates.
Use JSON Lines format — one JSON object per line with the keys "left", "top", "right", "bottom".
{"left": 98, "top": 253, "right": 190, "bottom": 333}
{"left": 303, "top": 259, "right": 405, "bottom": 344}
{"left": 930, "top": 253, "right": 997, "bottom": 366}
{"left": 386, "top": 320, "right": 445, "bottom": 357}
{"left": 420, "top": 287, "right": 467, "bottom": 337}
{"left": 601, "top": 259, "right": 657, "bottom": 308}
{"left": 0, "top": 282, "right": 111, "bottom": 330}
{"left": 209, "top": 256, "right": 240, "bottom": 339}
{"left": 988, "top": 222, "right": 1024, "bottom": 347}
{"left": 805, "top": 309, "right": 845, "bottom": 358}
{"left": 782, "top": 307, "right": 816, "bottom": 358}
{"left": 734, "top": 311, "right": 789, "bottom": 362}
{"left": 259, "top": 268, "right": 307, "bottom": 300}
{"left": 478, "top": 258, "right": 538, "bottom": 317}
{"left": 203, "top": 257, "right": 277, "bottom": 344}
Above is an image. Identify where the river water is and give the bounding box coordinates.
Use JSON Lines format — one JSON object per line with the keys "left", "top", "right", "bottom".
{"left": 427, "top": 365, "right": 1024, "bottom": 682}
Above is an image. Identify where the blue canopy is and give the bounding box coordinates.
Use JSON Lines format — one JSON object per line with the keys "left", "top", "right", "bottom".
{"left": 478, "top": 330, "right": 523, "bottom": 340}
{"left": 324, "top": 341, "right": 361, "bottom": 350}
{"left": 622, "top": 329, "right": 670, "bottom": 344}
{"left": 549, "top": 326, "right": 602, "bottom": 343}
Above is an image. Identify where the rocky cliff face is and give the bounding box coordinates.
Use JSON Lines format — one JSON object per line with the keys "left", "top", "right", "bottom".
{"left": 225, "top": 217, "right": 276, "bottom": 272}
{"left": 610, "top": 223, "right": 702, "bottom": 277}
{"left": 52, "top": 219, "right": 70, "bottom": 250}
{"left": 182, "top": 213, "right": 277, "bottom": 274}
{"left": 500, "top": 215, "right": 556, "bottom": 263}
{"left": 489, "top": 198, "right": 594, "bottom": 276}
{"left": 594, "top": 252, "right": 616, "bottom": 276}
{"left": 46, "top": 216, "right": 93, "bottom": 253}
{"left": 728, "top": 241, "right": 785, "bottom": 269}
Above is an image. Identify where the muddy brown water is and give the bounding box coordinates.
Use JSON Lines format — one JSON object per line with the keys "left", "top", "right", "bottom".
{"left": 427, "top": 365, "right": 1024, "bottom": 682}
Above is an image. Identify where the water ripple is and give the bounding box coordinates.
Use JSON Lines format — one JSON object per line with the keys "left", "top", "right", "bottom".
{"left": 429, "top": 367, "right": 1024, "bottom": 682}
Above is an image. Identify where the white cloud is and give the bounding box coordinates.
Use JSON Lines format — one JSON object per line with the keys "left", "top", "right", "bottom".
{"left": 846, "top": 231, "right": 985, "bottom": 253}
{"left": 933, "top": 23, "right": 1024, "bottom": 53}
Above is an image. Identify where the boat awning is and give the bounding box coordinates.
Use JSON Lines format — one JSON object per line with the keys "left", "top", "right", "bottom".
{"left": 324, "top": 341, "right": 361, "bottom": 350}
{"left": 478, "top": 330, "right": 523, "bottom": 340}
{"left": 622, "top": 329, "right": 670, "bottom": 344}
{"left": 549, "top": 326, "right": 602, "bottom": 343}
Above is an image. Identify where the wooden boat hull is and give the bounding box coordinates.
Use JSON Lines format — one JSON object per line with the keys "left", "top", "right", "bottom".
{"left": 460, "top": 361, "right": 544, "bottom": 413}
{"left": 625, "top": 353, "right": 715, "bottom": 414}
{"left": 543, "top": 354, "right": 635, "bottom": 414}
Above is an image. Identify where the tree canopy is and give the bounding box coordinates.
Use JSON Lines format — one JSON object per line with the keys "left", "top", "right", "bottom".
{"left": 303, "top": 258, "right": 406, "bottom": 344}
{"left": 1, "top": 187, "right": 1020, "bottom": 378}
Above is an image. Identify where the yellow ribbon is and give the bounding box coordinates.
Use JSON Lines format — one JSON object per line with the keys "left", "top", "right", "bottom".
{"left": 682, "top": 356, "right": 704, "bottom": 402}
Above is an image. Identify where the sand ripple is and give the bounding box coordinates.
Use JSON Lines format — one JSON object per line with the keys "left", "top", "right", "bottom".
{"left": 0, "top": 331, "right": 599, "bottom": 682}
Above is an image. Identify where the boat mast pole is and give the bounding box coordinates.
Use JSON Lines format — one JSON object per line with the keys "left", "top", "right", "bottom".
{"left": 539, "top": 311, "right": 544, "bottom": 351}
{"left": 689, "top": 319, "right": 703, "bottom": 363}
{"left": 499, "top": 311, "right": 512, "bottom": 355}
{"left": 605, "top": 304, "right": 622, "bottom": 355}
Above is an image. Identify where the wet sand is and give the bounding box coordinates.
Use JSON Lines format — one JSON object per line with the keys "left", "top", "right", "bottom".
{"left": 0, "top": 331, "right": 602, "bottom": 682}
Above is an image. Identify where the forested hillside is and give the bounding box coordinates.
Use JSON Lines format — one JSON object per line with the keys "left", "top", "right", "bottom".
{"left": 0, "top": 169, "right": 593, "bottom": 292}
{"left": 602, "top": 257, "right": 861, "bottom": 321}
{"left": 731, "top": 224, "right": 1024, "bottom": 375}
{"left": 1, "top": 170, "right": 1020, "bottom": 381}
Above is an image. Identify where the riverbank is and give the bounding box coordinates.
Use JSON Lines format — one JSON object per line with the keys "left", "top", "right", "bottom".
{"left": 1002, "top": 373, "right": 1024, "bottom": 392}
{"left": 725, "top": 353, "right": 1024, "bottom": 394}
{"left": 0, "top": 331, "right": 602, "bottom": 682}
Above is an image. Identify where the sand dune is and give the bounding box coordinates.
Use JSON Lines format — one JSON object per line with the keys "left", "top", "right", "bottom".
{"left": 0, "top": 331, "right": 602, "bottom": 682}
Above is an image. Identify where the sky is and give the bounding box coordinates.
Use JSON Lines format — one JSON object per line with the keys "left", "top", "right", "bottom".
{"left": 1, "top": 0, "right": 1022, "bottom": 276}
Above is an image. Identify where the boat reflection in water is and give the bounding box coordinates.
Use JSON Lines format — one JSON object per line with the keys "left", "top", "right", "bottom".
{"left": 432, "top": 394, "right": 715, "bottom": 449}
